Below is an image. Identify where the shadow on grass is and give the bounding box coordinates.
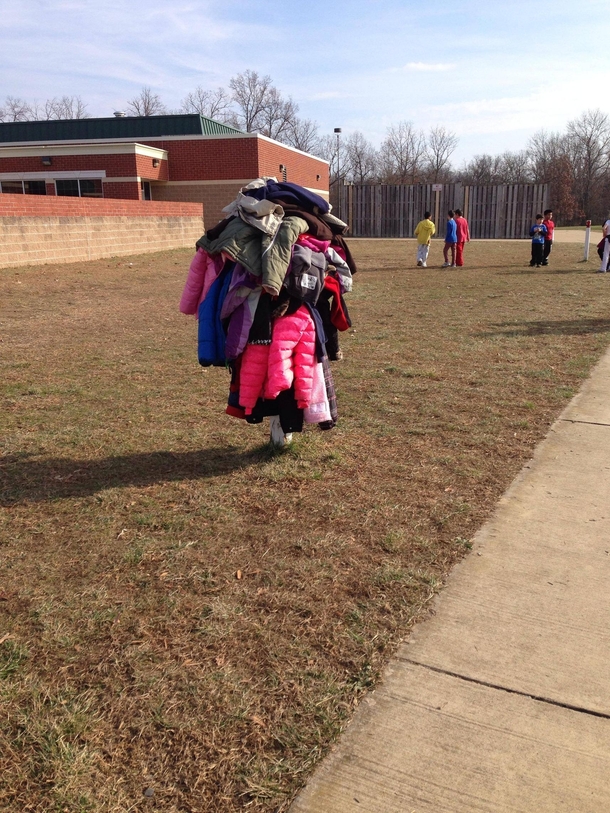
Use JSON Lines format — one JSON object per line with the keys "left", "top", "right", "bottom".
{"left": 479, "top": 318, "right": 610, "bottom": 338}
{"left": 0, "top": 446, "right": 267, "bottom": 505}
{"left": 499, "top": 267, "right": 587, "bottom": 276}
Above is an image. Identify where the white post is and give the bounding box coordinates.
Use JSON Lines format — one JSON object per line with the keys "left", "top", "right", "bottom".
{"left": 584, "top": 219, "right": 592, "bottom": 261}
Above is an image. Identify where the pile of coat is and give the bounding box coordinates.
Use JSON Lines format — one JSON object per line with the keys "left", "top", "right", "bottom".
{"left": 179, "top": 177, "right": 356, "bottom": 436}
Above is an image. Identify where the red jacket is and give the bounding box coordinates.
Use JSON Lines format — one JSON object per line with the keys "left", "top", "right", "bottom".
{"left": 543, "top": 219, "right": 555, "bottom": 241}
{"left": 455, "top": 216, "right": 470, "bottom": 243}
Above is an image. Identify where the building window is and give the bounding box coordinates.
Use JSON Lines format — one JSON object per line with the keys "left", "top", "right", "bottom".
{"left": 55, "top": 179, "right": 103, "bottom": 198}
{"left": 141, "top": 181, "right": 152, "bottom": 201}
{"left": 0, "top": 180, "right": 47, "bottom": 195}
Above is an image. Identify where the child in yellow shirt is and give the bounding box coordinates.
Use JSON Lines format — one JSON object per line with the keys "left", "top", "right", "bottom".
{"left": 414, "top": 211, "right": 435, "bottom": 267}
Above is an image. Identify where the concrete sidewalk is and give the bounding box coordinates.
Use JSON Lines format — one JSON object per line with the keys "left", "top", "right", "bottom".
{"left": 291, "top": 348, "right": 610, "bottom": 812}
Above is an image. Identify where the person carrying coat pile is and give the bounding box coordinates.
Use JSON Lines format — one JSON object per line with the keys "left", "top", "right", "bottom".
{"left": 179, "top": 177, "right": 355, "bottom": 438}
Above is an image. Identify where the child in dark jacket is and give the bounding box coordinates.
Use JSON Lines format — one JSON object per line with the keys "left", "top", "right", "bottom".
{"left": 529, "top": 215, "right": 547, "bottom": 267}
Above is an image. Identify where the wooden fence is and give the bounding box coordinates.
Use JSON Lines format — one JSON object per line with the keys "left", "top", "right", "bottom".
{"left": 331, "top": 182, "right": 549, "bottom": 239}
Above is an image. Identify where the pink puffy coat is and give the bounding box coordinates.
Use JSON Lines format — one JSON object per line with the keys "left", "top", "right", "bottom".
{"left": 238, "top": 306, "right": 317, "bottom": 413}
{"left": 265, "top": 306, "right": 316, "bottom": 408}
{"left": 238, "top": 343, "right": 270, "bottom": 415}
{"left": 179, "top": 248, "right": 225, "bottom": 316}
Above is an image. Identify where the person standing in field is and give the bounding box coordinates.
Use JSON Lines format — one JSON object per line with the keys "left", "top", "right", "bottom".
{"left": 529, "top": 214, "right": 547, "bottom": 267}
{"left": 597, "top": 215, "right": 610, "bottom": 273}
{"left": 414, "top": 211, "right": 435, "bottom": 267}
{"left": 454, "top": 208, "right": 470, "bottom": 267}
{"left": 542, "top": 209, "right": 555, "bottom": 266}
{"left": 442, "top": 210, "right": 457, "bottom": 267}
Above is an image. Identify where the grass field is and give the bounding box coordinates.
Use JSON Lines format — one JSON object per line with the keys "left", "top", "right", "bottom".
{"left": 2, "top": 238, "right": 610, "bottom": 812}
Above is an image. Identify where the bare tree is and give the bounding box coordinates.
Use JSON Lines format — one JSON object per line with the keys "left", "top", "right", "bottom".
{"left": 425, "top": 126, "right": 458, "bottom": 182}
{"left": 126, "top": 87, "right": 167, "bottom": 117}
{"left": 458, "top": 153, "right": 504, "bottom": 184}
{"left": 379, "top": 121, "right": 427, "bottom": 183}
{"left": 344, "top": 131, "right": 379, "bottom": 182}
{"left": 180, "top": 86, "right": 232, "bottom": 121}
{"left": 0, "top": 96, "right": 33, "bottom": 122}
{"left": 528, "top": 129, "right": 567, "bottom": 181}
{"left": 257, "top": 86, "right": 298, "bottom": 140}
{"left": 228, "top": 69, "right": 303, "bottom": 143}
{"left": 43, "top": 95, "right": 89, "bottom": 120}
{"left": 496, "top": 150, "right": 532, "bottom": 183}
{"left": 565, "top": 109, "right": 610, "bottom": 218}
{"left": 318, "top": 133, "right": 340, "bottom": 183}
{"left": 284, "top": 117, "right": 321, "bottom": 154}
{"left": 229, "top": 70, "right": 274, "bottom": 132}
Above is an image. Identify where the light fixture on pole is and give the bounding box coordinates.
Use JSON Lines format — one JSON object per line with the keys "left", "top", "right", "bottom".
{"left": 333, "top": 128, "right": 342, "bottom": 185}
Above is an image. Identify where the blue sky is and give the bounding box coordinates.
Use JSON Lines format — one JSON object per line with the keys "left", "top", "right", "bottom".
{"left": 2, "top": 0, "right": 608, "bottom": 165}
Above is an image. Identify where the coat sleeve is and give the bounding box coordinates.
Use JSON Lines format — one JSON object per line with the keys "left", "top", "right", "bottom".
{"left": 238, "top": 343, "right": 270, "bottom": 414}
{"left": 292, "top": 313, "right": 317, "bottom": 409}
{"left": 180, "top": 248, "right": 224, "bottom": 316}
{"left": 264, "top": 314, "right": 299, "bottom": 400}
{"left": 180, "top": 249, "right": 207, "bottom": 315}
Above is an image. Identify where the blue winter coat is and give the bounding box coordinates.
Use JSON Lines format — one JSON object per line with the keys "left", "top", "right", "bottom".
{"left": 197, "top": 265, "right": 232, "bottom": 366}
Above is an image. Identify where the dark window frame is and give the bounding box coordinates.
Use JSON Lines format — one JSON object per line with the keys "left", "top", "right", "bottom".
{"left": 55, "top": 178, "right": 103, "bottom": 198}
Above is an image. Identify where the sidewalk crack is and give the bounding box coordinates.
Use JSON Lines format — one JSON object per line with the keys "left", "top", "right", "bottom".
{"left": 560, "top": 418, "right": 610, "bottom": 427}
{"left": 399, "top": 657, "right": 610, "bottom": 719}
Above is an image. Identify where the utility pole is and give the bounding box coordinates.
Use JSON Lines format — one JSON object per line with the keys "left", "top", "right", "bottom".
{"left": 334, "top": 127, "right": 342, "bottom": 219}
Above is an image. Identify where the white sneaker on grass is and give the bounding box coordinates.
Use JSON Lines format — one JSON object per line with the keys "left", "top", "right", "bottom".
{"left": 442, "top": 261, "right": 450, "bottom": 267}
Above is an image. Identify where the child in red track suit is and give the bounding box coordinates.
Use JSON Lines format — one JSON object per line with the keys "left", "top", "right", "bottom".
{"left": 542, "top": 209, "right": 555, "bottom": 266}
{"left": 454, "top": 208, "right": 470, "bottom": 267}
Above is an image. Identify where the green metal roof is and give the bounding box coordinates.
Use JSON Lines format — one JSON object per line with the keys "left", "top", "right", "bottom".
{"left": 0, "top": 114, "right": 244, "bottom": 143}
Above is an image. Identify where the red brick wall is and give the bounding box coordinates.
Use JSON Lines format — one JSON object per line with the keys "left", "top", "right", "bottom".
{"left": 0, "top": 153, "right": 138, "bottom": 176}
{"left": 0, "top": 195, "right": 202, "bottom": 217}
{"left": 140, "top": 136, "right": 260, "bottom": 182}
{"left": 102, "top": 181, "right": 141, "bottom": 200}
{"left": 139, "top": 135, "right": 329, "bottom": 192}
{"left": 135, "top": 154, "right": 168, "bottom": 181}
{"left": 256, "top": 138, "right": 329, "bottom": 193}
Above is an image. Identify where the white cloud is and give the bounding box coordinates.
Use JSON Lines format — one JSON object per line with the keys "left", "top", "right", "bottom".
{"left": 307, "top": 91, "right": 345, "bottom": 101}
{"left": 400, "top": 62, "right": 456, "bottom": 72}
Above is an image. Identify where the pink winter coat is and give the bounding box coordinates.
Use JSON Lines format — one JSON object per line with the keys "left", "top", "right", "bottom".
{"left": 265, "top": 306, "right": 316, "bottom": 408}
{"left": 238, "top": 306, "right": 317, "bottom": 413}
{"left": 238, "top": 343, "right": 269, "bottom": 415}
{"left": 179, "top": 248, "right": 225, "bottom": 316}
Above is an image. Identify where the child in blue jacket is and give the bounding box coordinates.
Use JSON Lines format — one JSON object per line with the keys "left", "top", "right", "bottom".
{"left": 529, "top": 215, "right": 547, "bottom": 267}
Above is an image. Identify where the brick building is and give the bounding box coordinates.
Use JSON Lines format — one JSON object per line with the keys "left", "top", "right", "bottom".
{"left": 0, "top": 114, "right": 329, "bottom": 227}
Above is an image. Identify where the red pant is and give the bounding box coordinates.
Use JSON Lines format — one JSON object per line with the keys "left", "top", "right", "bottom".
{"left": 443, "top": 242, "right": 456, "bottom": 264}
{"left": 455, "top": 241, "right": 466, "bottom": 266}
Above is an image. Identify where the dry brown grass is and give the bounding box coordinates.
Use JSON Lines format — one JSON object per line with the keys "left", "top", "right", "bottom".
{"left": 2, "top": 239, "right": 610, "bottom": 812}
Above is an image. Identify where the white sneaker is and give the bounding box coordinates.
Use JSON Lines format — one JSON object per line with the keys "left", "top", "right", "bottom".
{"left": 442, "top": 261, "right": 450, "bottom": 267}
{"left": 416, "top": 259, "right": 422, "bottom": 267}
{"left": 451, "top": 264, "right": 457, "bottom": 267}
{"left": 421, "top": 263, "right": 427, "bottom": 267}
